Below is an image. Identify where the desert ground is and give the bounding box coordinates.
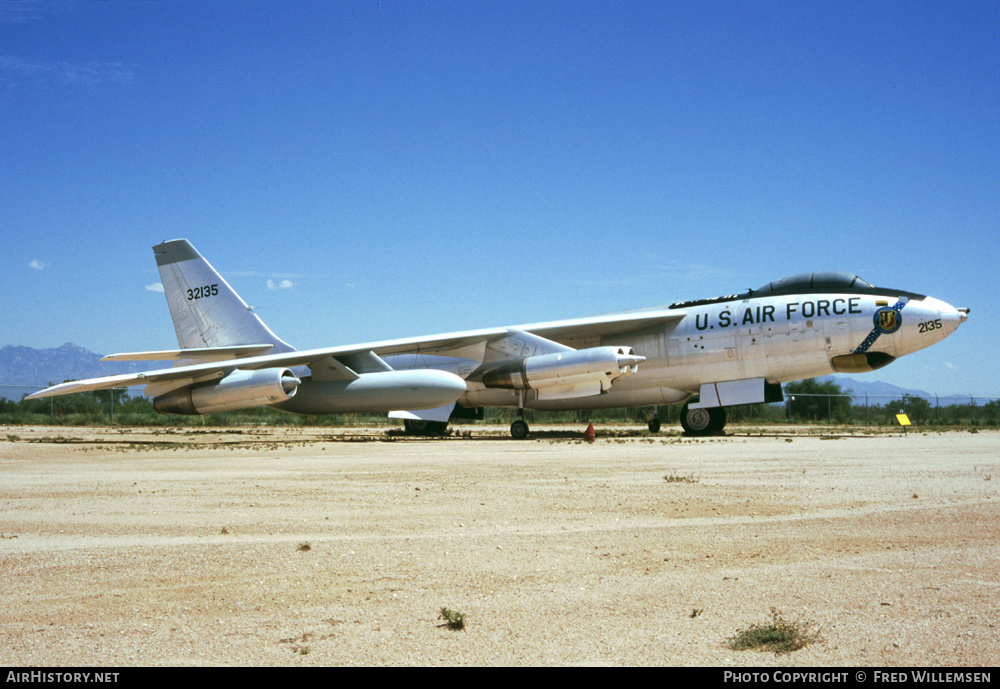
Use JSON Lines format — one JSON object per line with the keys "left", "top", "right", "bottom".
{"left": 1, "top": 423, "right": 997, "bottom": 667}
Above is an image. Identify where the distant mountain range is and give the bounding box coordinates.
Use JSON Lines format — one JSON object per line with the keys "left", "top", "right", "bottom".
{"left": 818, "top": 376, "right": 991, "bottom": 406}
{"left": 820, "top": 376, "right": 931, "bottom": 401}
{"left": 1, "top": 343, "right": 993, "bottom": 405}
{"left": 0, "top": 343, "right": 147, "bottom": 400}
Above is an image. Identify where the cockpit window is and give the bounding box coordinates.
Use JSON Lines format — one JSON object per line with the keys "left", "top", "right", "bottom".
{"left": 755, "top": 272, "right": 874, "bottom": 294}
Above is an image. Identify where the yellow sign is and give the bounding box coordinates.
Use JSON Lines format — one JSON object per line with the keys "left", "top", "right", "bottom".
{"left": 896, "top": 413, "right": 912, "bottom": 427}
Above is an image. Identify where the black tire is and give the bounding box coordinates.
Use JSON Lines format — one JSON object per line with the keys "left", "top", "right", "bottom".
{"left": 510, "top": 419, "right": 529, "bottom": 440}
{"left": 680, "top": 403, "right": 726, "bottom": 436}
{"left": 648, "top": 417, "right": 661, "bottom": 433}
{"left": 708, "top": 406, "right": 727, "bottom": 435}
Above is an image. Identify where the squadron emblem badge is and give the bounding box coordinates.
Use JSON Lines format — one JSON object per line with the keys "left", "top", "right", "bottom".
{"left": 874, "top": 307, "right": 902, "bottom": 334}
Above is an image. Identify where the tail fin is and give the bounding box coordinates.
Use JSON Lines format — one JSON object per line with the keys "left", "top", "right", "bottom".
{"left": 153, "top": 239, "right": 295, "bottom": 353}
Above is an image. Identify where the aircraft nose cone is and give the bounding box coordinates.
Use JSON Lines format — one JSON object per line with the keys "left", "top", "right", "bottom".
{"left": 942, "top": 301, "right": 967, "bottom": 328}
{"left": 918, "top": 297, "right": 967, "bottom": 339}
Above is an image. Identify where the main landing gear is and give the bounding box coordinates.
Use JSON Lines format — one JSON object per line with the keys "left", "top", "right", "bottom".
{"left": 510, "top": 419, "right": 529, "bottom": 440}
{"left": 647, "top": 403, "right": 727, "bottom": 436}
{"left": 679, "top": 402, "right": 726, "bottom": 437}
{"left": 508, "top": 391, "right": 531, "bottom": 439}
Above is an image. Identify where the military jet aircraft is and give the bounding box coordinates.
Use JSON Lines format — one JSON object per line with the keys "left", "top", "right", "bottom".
{"left": 28, "top": 239, "right": 968, "bottom": 438}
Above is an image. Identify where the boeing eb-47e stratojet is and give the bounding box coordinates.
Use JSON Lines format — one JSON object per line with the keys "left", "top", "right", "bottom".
{"left": 28, "top": 240, "right": 968, "bottom": 437}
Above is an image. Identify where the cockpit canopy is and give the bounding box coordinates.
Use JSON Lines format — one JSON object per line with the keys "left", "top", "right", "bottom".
{"left": 754, "top": 272, "right": 874, "bottom": 295}
{"left": 668, "top": 271, "right": 923, "bottom": 310}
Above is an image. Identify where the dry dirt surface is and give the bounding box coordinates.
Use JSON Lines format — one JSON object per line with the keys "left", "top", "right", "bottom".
{"left": 1, "top": 424, "right": 997, "bottom": 667}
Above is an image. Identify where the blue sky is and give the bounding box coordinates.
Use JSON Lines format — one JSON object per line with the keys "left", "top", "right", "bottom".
{"left": 2, "top": 0, "right": 997, "bottom": 397}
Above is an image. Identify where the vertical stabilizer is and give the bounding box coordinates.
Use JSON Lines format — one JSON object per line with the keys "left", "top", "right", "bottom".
{"left": 153, "top": 239, "right": 294, "bottom": 353}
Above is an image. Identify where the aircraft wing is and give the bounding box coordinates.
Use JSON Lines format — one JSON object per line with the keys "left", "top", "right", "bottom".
{"left": 362, "top": 307, "right": 683, "bottom": 356}
{"left": 511, "top": 308, "right": 683, "bottom": 345}
{"left": 26, "top": 308, "right": 683, "bottom": 400}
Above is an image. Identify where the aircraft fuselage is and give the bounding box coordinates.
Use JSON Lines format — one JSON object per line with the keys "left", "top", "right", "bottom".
{"left": 453, "top": 288, "right": 966, "bottom": 412}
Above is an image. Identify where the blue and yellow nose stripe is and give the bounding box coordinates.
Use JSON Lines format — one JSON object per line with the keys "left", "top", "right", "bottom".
{"left": 854, "top": 299, "right": 908, "bottom": 354}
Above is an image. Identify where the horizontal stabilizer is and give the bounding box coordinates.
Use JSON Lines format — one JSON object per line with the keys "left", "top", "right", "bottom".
{"left": 101, "top": 345, "right": 275, "bottom": 362}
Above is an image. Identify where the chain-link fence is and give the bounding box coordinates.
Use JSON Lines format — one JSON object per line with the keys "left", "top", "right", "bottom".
{"left": 776, "top": 392, "right": 999, "bottom": 426}
{"left": 3, "top": 383, "right": 998, "bottom": 428}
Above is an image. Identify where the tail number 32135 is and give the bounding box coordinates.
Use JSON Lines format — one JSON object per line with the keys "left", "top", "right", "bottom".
{"left": 187, "top": 284, "right": 218, "bottom": 301}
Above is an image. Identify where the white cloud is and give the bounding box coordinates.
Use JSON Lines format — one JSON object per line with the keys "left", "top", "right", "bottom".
{"left": 0, "top": 55, "right": 134, "bottom": 86}
{"left": 266, "top": 278, "right": 294, "bottom": 290}
{"left": 28, "top": 259, "right": 46, "bottom": 270}
{"left": 146, "top": 283, "right": 165, "bottom": 293}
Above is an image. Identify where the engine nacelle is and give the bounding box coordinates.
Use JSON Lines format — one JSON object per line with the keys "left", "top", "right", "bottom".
{"left": 275, "top": 369, "right": 468, "bottom": 415}
{"left": 481, "top": 346, "right": 644, "bottom": 400}
{"left": 154, "top": 368, "right": 301, "bottom": 415}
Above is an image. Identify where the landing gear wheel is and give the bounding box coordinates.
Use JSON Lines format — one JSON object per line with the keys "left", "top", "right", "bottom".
{"left": 648, "top": 417, "right": 661, "bottom": 434}
{"left": 510, "top": 419, "right": 529, "bottom": 440}
{"left": 680, "top": 403, "right": 726, "bottom": 437}
{"left": 403, "top": 419, "right": 448, "bottom": 436}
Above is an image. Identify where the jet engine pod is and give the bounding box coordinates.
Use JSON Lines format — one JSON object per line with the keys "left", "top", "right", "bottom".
{"left": 482, "top": 346, "right": 645, "bottom": 399}
{"left": 275, "top": 369, "right": 468, "bottom": 415}
{"left": 154, "top": 368, "right": 301, "bottom": 415}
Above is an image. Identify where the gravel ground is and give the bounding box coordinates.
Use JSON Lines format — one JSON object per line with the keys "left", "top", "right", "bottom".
{"left": 1, "top": 424, "right": 997, "bottom": 666}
